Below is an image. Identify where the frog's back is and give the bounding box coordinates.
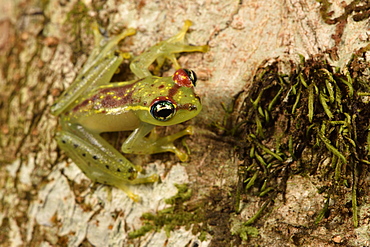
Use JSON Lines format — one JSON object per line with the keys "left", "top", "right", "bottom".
{"left": 62, "top": 76, "right": 171, "bottom": 132}
{"left": 62, "top": 79, "right": 147, "bottom": 132}
{"left": 63, "top": 73, "right": 201, "bottom": 133}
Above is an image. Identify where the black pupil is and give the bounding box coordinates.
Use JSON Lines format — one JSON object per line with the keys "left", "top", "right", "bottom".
{"left": 158, "top": 108, "right": 172, "bottom": 118}
{"left": 184, "top": 69, "right": 197, "bottom": 86}
{"left": 151, "top": 101, "right": 175, "bottom": 121}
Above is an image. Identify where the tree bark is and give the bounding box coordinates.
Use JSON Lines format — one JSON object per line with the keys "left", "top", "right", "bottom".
{"left": 1, "top": 0, "right": 370, "bottom": 246}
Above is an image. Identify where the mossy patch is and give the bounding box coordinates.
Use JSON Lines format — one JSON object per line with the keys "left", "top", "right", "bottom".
{"left": 128, "top": 184, "right": 197, "bottom": 239}
{"left": 129, "top": 184, "right": 246, "bottom": 246}
{"left": 232, "top": 54, "right": 370, "bottom": 228}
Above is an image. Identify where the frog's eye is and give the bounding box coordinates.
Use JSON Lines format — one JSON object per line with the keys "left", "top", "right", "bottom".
{"left": 150, "top": 100, "right": 176, "bottom": 121}
{"left": 173, "top": 69, "right": 197, "bottom": 87}
{"left": 183, "top": 69, "right": 197, "bottom": 86}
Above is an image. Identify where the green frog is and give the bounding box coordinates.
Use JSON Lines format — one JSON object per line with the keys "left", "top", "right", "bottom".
{"left": 51, "top": 20, "right": 208, "bottom": 201}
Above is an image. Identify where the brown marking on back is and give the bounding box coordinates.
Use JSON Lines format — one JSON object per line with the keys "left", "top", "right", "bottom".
{"left": 72, "top": 79, "right": 145, "bottom": 112}
{"left": 99, "top": 90, "right": 135, "bottom": 109}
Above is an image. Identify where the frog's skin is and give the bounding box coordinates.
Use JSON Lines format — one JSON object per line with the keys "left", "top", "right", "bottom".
{"left": 51, "top": 20, "right": 208, "bottom": 202}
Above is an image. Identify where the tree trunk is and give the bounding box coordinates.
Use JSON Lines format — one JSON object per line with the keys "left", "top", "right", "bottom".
{"left": 1, "top": 0, "right": 369, "bottom": 246}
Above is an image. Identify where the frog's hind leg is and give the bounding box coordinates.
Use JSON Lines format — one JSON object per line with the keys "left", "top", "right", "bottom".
{"left": 130, "top": 20, "right": 209, "bottom": 78}
{"left": 51, "top": 23, "right": 136, "bottom": 116}
{"left": 55, "top": 124, "right": 158, "bottom": 202}
{"left": 83, "top": 22, "right": 136, "bottom": 76}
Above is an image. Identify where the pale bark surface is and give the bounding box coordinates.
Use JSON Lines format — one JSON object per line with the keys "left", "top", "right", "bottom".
{"left": 1, "top": 0, "right": 370, "bottom": 246}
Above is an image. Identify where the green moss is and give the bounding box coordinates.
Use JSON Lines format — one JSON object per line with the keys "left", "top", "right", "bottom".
{"left": 128, "top": 183, "right": 248, "bottom": 244}
{"left": 233, "top": 54, "right": 370, "bottom": 227}
{"left": 128, "top": 184, "right": 207, "bottom": 239}
{"left": 164, "top": 183, "right": 192, "bottom": 205}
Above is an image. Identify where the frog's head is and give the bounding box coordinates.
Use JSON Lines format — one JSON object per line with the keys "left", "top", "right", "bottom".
{"left": 138, "top": 69, "right": 202, "bottom": 126}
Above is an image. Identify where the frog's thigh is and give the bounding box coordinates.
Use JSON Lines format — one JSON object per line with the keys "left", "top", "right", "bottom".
{"left": 56, "top": 130, "right": 133, "bottom": 181}
{"left": 51, "top": 52, "right": 124, "bottom": 116}
{"left": 56, "top": 131, "right": 100, "bottom": 179}
{"left": 51, "top": 26, "right": 135, "bottom": 116}
{"left": 56, "top": 130, "right": 146, "bottom": 201}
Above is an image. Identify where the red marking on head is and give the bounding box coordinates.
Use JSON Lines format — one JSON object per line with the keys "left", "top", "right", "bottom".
{"left": 172, "top": 69, "right": 193, "bottom": 87}
{"left": 150, "top": 96, "right": 175, "bottom": 106}
{"left": 168, "top": 84, "right": 180, "bottom": 98}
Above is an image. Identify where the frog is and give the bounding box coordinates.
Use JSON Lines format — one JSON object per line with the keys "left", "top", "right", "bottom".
{"left": 51, "top": 20, "right": 208, "bottom": 202}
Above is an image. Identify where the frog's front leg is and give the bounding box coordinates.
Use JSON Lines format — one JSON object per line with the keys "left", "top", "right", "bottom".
{"left": 130, "top": 20, "right": 209, "bottom": 78}
{"left": 121, "top": 122, "right": 194, "bottom": 162}
{"left": 56, "top": 123, "right": 158, "bottom": 202}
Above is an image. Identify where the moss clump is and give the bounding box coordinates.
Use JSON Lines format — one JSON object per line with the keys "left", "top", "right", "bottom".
{"left": 233, "top": 55, "right": 370, "bottom": 227}
{"left": 128, "top": 184, "right": 205, "bottom": 239}
{"left": 129, "top": 184, "right": 246, "bottom": 245}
